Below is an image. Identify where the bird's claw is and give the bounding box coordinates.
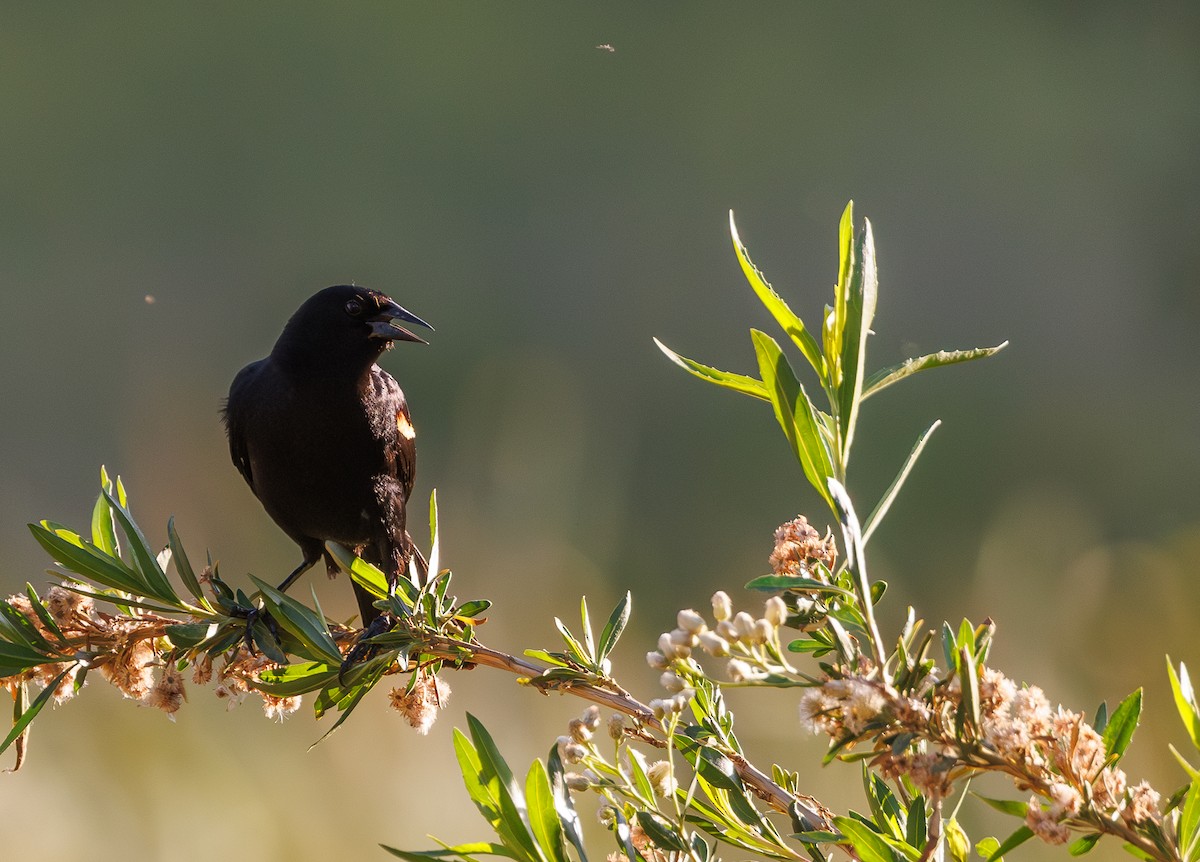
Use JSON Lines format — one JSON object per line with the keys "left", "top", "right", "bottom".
{"left": 338, "top": 614, "right": 393, "bottom": 684}
{"left": 229, "top": 603, "right": 280, "bottom": 655}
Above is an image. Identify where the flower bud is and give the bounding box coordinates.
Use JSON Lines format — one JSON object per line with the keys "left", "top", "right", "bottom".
{"left": 562, "top": 742, "right": 587, "bottom": 763}
{"left": 582, "top": 705, "right": 601, "bottom": 729}
{"left": 672, "top": 690, "right": 694, "bottom": 713}
{"left": 597, "top": 805, "right": 617, "bottom": 828}
{"left": 564, "top": 772, "right": 591, "bottom": 791}
{"left": 716, "top": 620, "right": 738, "bottom": 641}
{"left": 607, "top": 712, "right": 626, "bottom": 740}
{"left": 568, "top": 718, "right": 592, "bottom": 743}
{"left": 677, "top": 609, "right": 706, "bottom": 634}
{"left": 648, "top": 698, "right": 668, "bottom": 719}
{"left": 646, "top": 650, "right": 668, "bottom": 669}
{"left": 697, "top": 631, "right": 730, "bottom": 656}
{"left": 752, "top": 619, "right": 773, "bottom": 644}
{"left": 657, "top": 632, "right": 676, "bottom": 657}
{"left": 668, "top": 627, "right": 697, "bottom": 648}
{"left": 711, "top": 590, "right": 733, "bottom": 621}
{"left": 660, "top": 672, "right": 685, "bottom": 693}
{"left": 727, "top": 658, "right": 753, "bottom": 683}
{"left": 733, "top": 611, "right": 756, "bottom": 640}
{"left": 764, "top": 596, "right": 787, "bottom": 627}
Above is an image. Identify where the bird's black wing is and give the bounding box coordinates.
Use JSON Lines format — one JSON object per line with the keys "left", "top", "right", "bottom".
{"left": 223, "top": 360, "right": 263, "bottom": 491}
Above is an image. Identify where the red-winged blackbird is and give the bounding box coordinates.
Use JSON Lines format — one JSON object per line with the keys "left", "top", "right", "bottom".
{"left": 223, "top": 285, "right": 432, "bottom": 626}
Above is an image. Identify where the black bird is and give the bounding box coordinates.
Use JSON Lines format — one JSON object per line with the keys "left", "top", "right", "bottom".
{"left": 223, "top": 285, "right": 432, "bottom": 628}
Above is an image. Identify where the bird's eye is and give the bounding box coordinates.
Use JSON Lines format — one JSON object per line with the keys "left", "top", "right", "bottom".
{"left": 345, "top": 299, "right": 364, "bottom": 316}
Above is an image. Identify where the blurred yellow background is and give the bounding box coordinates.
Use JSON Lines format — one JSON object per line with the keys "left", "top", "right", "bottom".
{"left": 2, "top": 4, "right": 1198, "bottom": 860}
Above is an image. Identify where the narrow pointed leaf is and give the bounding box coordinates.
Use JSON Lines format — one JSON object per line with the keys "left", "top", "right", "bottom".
{"left": 91, "top": 480, "right": 119, "bottom": 557}
{"left": 29, "top": 522, "right": 146, "bottom": 594}
{"left": 428, "top": 489, "right": 441, "bottom": 578}
{"left": 986, "top": 826, "right": 1034, "bottom": 862}
{"left": 862, "top": 343, "right": 1008, "bottom": 402}
{"left": 729, "top": 211, "right": 826, "bottom": 382}
{"left": 382, "top": 843, "right": 519, "bottom": 862}
{"left": 863, "top": 421, "right": 940, "bottom": 545}
{"left": 1, "top": 668, "right": 71, "bottom": 760}
{"left": 597, "top": 591, "right": 631, "bottom": 663}
{"left": 1102, "top": 688, "right": 1142, "bottom": 760}
{"left": 827, "top": 201, "right": 856, "bottom": 383}
{"left": 833, "top": 815, "right": 899, "bottom": 862}
{"left": 752, "top": 330, "right": 835, "bottom": 508}
{"left": 1168, "top": 658, "right": 1200, "bottom": 751}
{"left": 837, "top": 216, "right": 876, "bottom": 461}
{"left": 525, "top": 760, "right": 569, "bottom": 862}
{"left": 654, "top": 338, "right": 769, "bottom": 401}
{"left": 250, "top": 576, "right": 342, "bottom": 665}
{"left": 465, "top": 714, "right": 543, "bottom": 862}
{"left": 547, "top": 744, "right": 589, "bottom": 862}
{"left": 23, "top": 585, "right": 65, "bottom": 643}
{"left": 102, "top": 490, "right": 179, "bottom": 604}
{"left": 167, "top": 517, "right": 209, "bottom": 607}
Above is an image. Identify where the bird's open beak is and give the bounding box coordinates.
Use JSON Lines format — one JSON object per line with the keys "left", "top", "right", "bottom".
{"left": 368, "top": 301, "right": 434, "bottom": 344}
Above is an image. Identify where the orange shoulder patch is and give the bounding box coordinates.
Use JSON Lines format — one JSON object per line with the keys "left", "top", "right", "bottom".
{"left": 396, "top": 412, "right": 416, "bottom": 440}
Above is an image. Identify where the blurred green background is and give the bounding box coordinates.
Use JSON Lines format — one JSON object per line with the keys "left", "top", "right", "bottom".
{"left": 2, "top": 4, "right": 1198, "bottom": 860}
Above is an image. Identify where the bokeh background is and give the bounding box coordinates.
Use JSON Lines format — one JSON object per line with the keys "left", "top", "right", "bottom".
{"left": 2, "top": 4, "right": 1198, "bottom": 860}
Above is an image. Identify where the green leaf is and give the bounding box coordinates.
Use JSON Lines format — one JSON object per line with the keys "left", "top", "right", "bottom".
{"left": 310, "top": 658, "right": 390, "bottom": 746}
{"left": 1102, "top": 688, "right": 1142, "bottom": 760}
{"left": 0, "top": 641, "right": 55, "bottom": 679}
{"left": 729, "top": 211, "right": 826, "bottom": 382}
{"left": 165, "top": 621, "right": 217, "bottom": 649}
{"left": 862, "top": 343, "right": 1009, "bottom": 402}
{"left": 167, "top": 517, "right": 209, "bottom": 608}
{"left": 905, "top": 798, "right": 927, "bottom": 850}
{"left": 1, "top": 667, "right": 71, "bottom": 759}
{"left": 1168, "top": 658, "right": 1200, "bottom": 752}
{"left": 986, "top": 827, "right": 1034, "bottom": 862}
{"left": 29, "top": 522, "right": 146, "bottom": 595}
{"left": 464, "top": 714, "right": 543, "bottom": 862}
{"left": 945, "top": 817, "right": 970, "bottom": 862}
{"left": 326, "top": 542, "right": 391, "bottom": 602}
{"left": 91, "top": 467, "right": 119, "bottom": 557}
{"left": 250, "top": 576, "right": 342, "bottom": 665}
{"left": 1171, "top": 744, "right": 1200, "bottom": 780}
{"left": 597, "top": 591, "right": 630, "bottom": 665}
{"left": 975, "top": 837, "right": 1001, "bottom": 861}
{"left": 455, "top": 600, "right": 492, "bottom": 620}
{"left": 635, "top": 812, "right": 689, "bottom": 853}
{"left": 381, "top": 842, "right": 519, "bottom": 862}
{"left": 833, "top": 816, "right": 899, "bottom": 862}
{"left": 102, "top": 489, "right": 180, "bottom": 605}
{"left": 23, "top": 585, "right": 65, "bottom": 644}
{"left": 974, "top": 796, "right": 1029, "bottom": 818}
{"left": 0, "top": 600, "right": 55, "bottom": 654}
{"left": 1069, "top": 835, "right": 1102, "bottom": 856}
{"left": 827, "top": 201, "right": 855, "bottom": 383}
{"left": 744, "top": 575, "right": 851, "bottom": 596}
{"left": 546, "top": 744, "right": 589, "bottom": 862}
{"left": 653, "top": 339, "right": 769, "bottom": 401}
{"left": 579, "top": 598, "right": 595, "bottom": 663}
{"left": 552, "top": 618, "right": 590, "bottom": 666}
{"left": 836, "top": 215, "right": 877, "bottom": 463}
{"left": 752, "top": 330, "right": 835, "bottom": 509}
{"left": 862, "top": 420, "right": 940, "bottom": 545}
{"left": 525, "top": 760, "right": 568, "bottom": 862}
{"left": 1094, "top": 701, "right": 1109, "bottom": 735}
{"left": 1180, "top": 778, "right": 1200, "bottom": 861}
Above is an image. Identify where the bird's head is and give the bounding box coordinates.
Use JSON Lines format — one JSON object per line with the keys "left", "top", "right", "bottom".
{"left": 273, "top": 285, "right": 434, "bottom": 370}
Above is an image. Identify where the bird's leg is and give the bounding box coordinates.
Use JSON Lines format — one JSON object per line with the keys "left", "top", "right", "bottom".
{"left": 277, "top": 554, "right": 320, "bottom": 594}
{"left": 338, "top": 614, "right": 392, "bottom": 684}
{"left": 234, "top": 553, "right": 320, "bottom": 656}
